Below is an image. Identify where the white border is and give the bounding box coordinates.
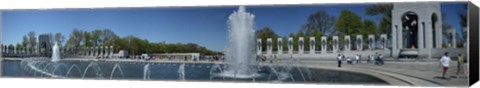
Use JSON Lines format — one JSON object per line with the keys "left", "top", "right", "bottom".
{"left": 0, "top": 0, "right": 469, "bottom": 10}
{"left": 0, "top": 0, "right": 478, "bottom": 88}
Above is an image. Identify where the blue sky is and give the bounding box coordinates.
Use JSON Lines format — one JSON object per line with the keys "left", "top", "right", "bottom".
{"left": 1, "top": 2, "right": 467, "bottom": 51}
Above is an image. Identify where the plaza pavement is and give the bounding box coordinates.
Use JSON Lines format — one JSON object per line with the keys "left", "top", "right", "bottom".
{"left": 298, "top": 59, "right": 470, "bottom": 87}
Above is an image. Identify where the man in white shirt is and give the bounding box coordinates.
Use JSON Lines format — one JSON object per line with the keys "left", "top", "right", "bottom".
{"left": 440, "top": 52, "right": 451, "bottom": 79}
{"left": 347, "top": 57, "right": 352, "bottom": 64}
{"left": 355, "top": 54, "right": 360, "bottom": 64}
{"left": 337, "top": 54, "right": 342, "bottom": 67}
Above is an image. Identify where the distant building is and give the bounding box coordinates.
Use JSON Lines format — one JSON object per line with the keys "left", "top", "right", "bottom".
{"left": 148, "top": 53, "right": 200, "bottom": 61}
{"left": 113, "top": 50, "right": 129, "bottom": 58}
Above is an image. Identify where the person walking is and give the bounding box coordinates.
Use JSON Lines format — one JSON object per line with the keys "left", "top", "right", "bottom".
{"left": 440, "top": 52, "right": 452, "bottom": 79}
{"left": 456, "top": 54, "right": 467, "bottom": 77}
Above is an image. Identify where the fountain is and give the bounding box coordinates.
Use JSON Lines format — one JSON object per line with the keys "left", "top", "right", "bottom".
{"left": 51, "top": 42, "right": 61, "bottom": 62}
{"left": 212, "top": 6, "right": 260, "bottom": 79}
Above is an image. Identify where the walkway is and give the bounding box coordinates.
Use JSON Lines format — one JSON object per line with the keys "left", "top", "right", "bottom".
{"left": 300, "top": 60, "right": 469, "bottom": 87}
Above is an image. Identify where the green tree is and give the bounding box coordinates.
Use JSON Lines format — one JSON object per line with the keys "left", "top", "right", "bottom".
{"left": 91, "top": 29, "right": 103, "bottom": 46}
{"left": 361, "top": 19, "right": 377, "bottom": 36}
{"left": 54, "top": 32, "right": 65, "bottom": 46}
{"left": 365, "top": 4, "right": 393, "bottom": 35}
{"left": 16, "top": 43, "right": 23, "bottom": 52}
{"left": 83, "top": 32, "right": 93, "bottom": 47}
{"left": 62, "top": 29, "right": 220, "bottom": 56}
{"left": 65, "top": 29, "right": 84, "bottom": 50}
{"left": 27, "top": 31, "right": 37, "bottom": 52}
{"left": 21, "top": 35, "right": 29, "bottom": 48}
{"left": 304, "top": 10, "right": 336, "bottom": 36}
{"left": 335, "top": 10, "right": 362, "bottom": 36}
{"left": 442, "top": 23, "right": 453, "bottom": 46}
{"left": 8, "top": 44, "right": 14, "bottom": 51}
{"left": 459, "top": 13, "right": 467, "bottom": 43}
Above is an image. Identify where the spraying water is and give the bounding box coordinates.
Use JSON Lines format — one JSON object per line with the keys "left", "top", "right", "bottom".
{"left": 214, "top": 6, "right": 260, "bottom": 79}
{"left": 51, "top": 42, "right": 61, "bottom": 62}
{"left": 143, "top": 64, "right": 151, "bottom": 80}
{"left": 178, "top": 63, "right": 186, "bottom": 80}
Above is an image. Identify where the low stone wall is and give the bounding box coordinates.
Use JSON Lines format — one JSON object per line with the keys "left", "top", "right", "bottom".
{"left": 261, "top": 48, "right": 466, "bottom": 60}
{"left": 261, "top": 50, "right": 385, "bottom": 60}
{"left": 430, "top": 48, "right": 467, "bottom": 59}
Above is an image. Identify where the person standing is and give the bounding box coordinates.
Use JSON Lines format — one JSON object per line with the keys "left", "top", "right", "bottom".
{"left": 440, "top": 52, "right": 452, "bottom": 79}
{"left": 355, "top": 54, "right": 360, "bottom": 64}
{"left": 456, "top": 54, "right": 467, "bottom": 77}
{"left": 337, "top": 54, "right": 342, "bottom": 67}
{"left": 347, "top": 57, "right": 352, "bottom": 64}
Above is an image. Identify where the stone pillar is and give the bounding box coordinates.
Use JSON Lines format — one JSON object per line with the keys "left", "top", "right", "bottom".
{"left": 94, "top": 46, "right": 97, "bottom": 57}
{"left": 309, "top": 37, "right": 315, "bottom": 54}
{"left": 24, "top": 47, "right": 27, "bottom": 55}
{"left": 368, "top": 34, "right": 375, "bottom": 50}
{"left": 267, "top": 38, "right": 272, "bottom": 55}
{"left": 6, "top": 46, "right": 8, "bottom": 54}
{"left": 391, "top": 25, "right": 400, "bottom": 57}
{"left": 99, "top": 46, "right": 102, "bottom": 57}
{"left": 356, "top": 35, "right": 363, "bottom": 51}
{"left": 332, "top": 36, "right": 338, "bottom": 53}
{"left": 435, "top": 16, "right": 443, "bottom": 48}
{"left": 84, "top": 47, "right": 87, "bottom": 56}
{"left": 380, "top": 34, "right": 387, "bottom": 50}
{"left": 106, "top": 46, "right": 109, "bottom": 57}
{"left": 13, "top": 46, "right": 16, "bottom": 54}
{"left": 288, "top": 37, "right": 293, "bottom": 54}
{"left": 100, "top": 46, "right": 105, "bottom": 57}
{"left": 298, "top": 37, "right": 304, "bottom": 54}
{"left": 344, "top": 35, "right": 351, "bottom": 51}
{"left": 86, "top": 47, "right": 89, "bottom": 56}
{"left": 104, "top": 46, "right": 107, "bottom": 57}
{"left": 110, "top": 46, "right": 114, "bottom": 58}
{"left": 100, "top": 46, "right": 103, "bottom": 57}
{"left": 398, "top": 25, "right": 403, "bottom": 49}
{"left": 90, "top": 47, "right": 93, "bottom": 56}
{"left": 321, "top": 36, "right": 327, "bottom": 54}
{"left": 451, "top": 29, "right": 456, "bottom": 48}
{"left": 105, "top": 46, "right": 108, "bottom": 57}
{"left": 277, "top": 38, "right": 283, "bottom": 54}
{"left": 425, "top": 22, "right": 433, "bottom": 48}
{"left": 256, "top": 39, "right": 262, "bottom": 55}
{"left": 418, "top": 22, "right": 425, "bottom": 49}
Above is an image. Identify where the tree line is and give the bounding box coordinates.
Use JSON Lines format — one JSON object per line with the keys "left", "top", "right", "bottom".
{"left": 256, "top": 4, "right": 389, "bottom": 51}
{"left": 11, "top": 29, "right": 221, "bottom": 56}
{"left": 255, "top": 3, "right": 468, "bottom": 51}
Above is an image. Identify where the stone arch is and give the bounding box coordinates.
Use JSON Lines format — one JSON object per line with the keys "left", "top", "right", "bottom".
{"left": 431, "top": 13, "right": 439, "bottom": 48}
{"left": 39, "top": 42, "right": 49, "bottom": 56}
{"left": 401, "top": 11, "right": 419, "bottom": 48}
